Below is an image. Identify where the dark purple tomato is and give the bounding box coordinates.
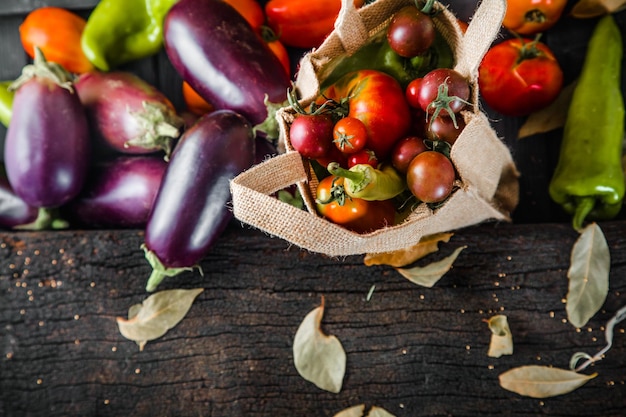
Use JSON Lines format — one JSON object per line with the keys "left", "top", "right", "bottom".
{"left": 387, "top": 5, "right": 435, "bottom": 58}
{"left": 289, "top": 113, "right": 335, "bottom": 159}
{"left": 406, "top": 150, "right": 456, "bottom": 203}
{"left": 426, "top": 115, "right": 466, "bottom": 145}
{"left": 62, "top": 156, "right": 167, "bottom": 228}
{"left": 391, "top": 136, "right": 428, "bottom": 174}
{"left": 417, "top": 68, "right": 470, "bottom": 117}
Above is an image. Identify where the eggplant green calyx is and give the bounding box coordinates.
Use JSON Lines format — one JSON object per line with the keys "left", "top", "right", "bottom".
{"left": 254, "top": 94, "right": 288, "bottom": 140}
{"left": 126, "top": 101, "right": 184, "bottom": 160}
{"left": 13, "top": 208, "right": 69, "bottom": 231}
{"left": 142, "top": 244, "right": 202, "bottom": 292}
{"left": 10, "top": 47, "right": 75, "bottom": 93}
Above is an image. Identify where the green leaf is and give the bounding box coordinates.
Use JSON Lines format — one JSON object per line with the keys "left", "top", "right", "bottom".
{"left": 486, "top": 315, "right": 513, "bottom": 358}
{"left": 395, "top": 246, "right": 466, "bottom": 287}
{"left": 566, "top": 222, "right": 610, "bottom": 328}
{"left": 293, "top": 299, "right": 346, "bottom": 393}
{"left": 117, "top": 288, "right": 204, "bottom": 351}
{"left": 499, "top": 365, "right": 597, "bottom": 398}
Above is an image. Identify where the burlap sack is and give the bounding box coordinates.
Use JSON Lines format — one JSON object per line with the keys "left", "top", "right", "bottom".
{"left": 231, "top": 0, "right": 519, "bottom": 257}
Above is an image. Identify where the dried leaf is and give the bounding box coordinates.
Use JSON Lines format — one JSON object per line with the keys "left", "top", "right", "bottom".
{"left": 333, "top": 405, "right": 365, "bottom": 417}
{"left": 364, "top": 232, "right": 454, "bottom": 267}
{"left": 566, "top": 223, "right": 610, "bottom": 328}
{"left": 368, "top": 406, "right": 396, "bottom": 417}
{"left": 571, "top": 0, "right": 626, "bottom": 18}
{"left": 117, "top": 288, "right": 204, "bottom": 351}
{"left": 293, "top": 299, "right": 346, "bottom": 393}
{"left": 499, "top": 365, "right": 597, "bottom": 398}
{"left": 518, "top": 81, "right": 576, "bottom": 139}
{"left": 395, "top": 245, "right": 466, "bottom": 288}
{"left": 486, "top": 315, "right": 513, "bottom": 358}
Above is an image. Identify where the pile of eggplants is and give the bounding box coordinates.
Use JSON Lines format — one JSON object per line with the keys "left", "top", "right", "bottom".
{"left": 1, "top": 0, "right": 295, "bottom": 292}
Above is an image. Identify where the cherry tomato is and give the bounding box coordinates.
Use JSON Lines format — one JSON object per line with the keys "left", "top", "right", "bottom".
{"left": 319, "top": 70, "right": 412, "bottom": 160}
{"left": 333, "top": 117, "right": 368, "bottom": 154}
{"left": 316, "top": 145, "right": 348, "bottom": 169}
{"left": 347, "top": 149, "right": 378, "bottom": 168}
{"left": 182, "top": 81, "right": 214, "bottom": 116}
{"left": 19, "top": 7, "right": 94, "bottom": 74}
{"left": 405, "top": 78, "right": 423, "bottom": 109}
{"left": 417, "top": 68, "right": 470, "bottom": 118}
{"left": 426, "top": 115, "right": 466, "bottom": 145}
{"left": 315, "top": 175, "right": 396, "bottom": 233}
{"left": 478, "top": 37, "right": 563, "bottom": 117}
{"left": 387, "top": 5, "right": 435, "bottom": 58}
{"left": 406, "top": 151, "right": 456, "bottom": 203}
{"left": 289, "top": 113, "right": 335, "bottom": 159}
{"left": 391, "top": 136, "right": 428, "bottom": 174}
{"left": 223, "top": 0, "right": 265, "bottom": 31}
{"left": 502, "top": 0, "right": 567, "bottom": 36}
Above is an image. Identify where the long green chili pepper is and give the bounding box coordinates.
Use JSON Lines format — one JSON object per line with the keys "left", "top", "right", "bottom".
{"left": 81, "top": 0, "right": 178, "bottom": 71}
{"left": 548, "top": 15, "right": 625, "bottom": 231}
{"left": 327, "top": 162, "right": 406, "bottom": 201}
{"left": 0, "top": 81, "right": 14, "bottom": 127}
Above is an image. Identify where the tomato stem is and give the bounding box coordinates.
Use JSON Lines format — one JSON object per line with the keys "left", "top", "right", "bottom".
{"left": 420, "top": 0, "right": 436, "bottom": 14}
{"left": 426, "top": 80, "right": 470, "bottom": 129}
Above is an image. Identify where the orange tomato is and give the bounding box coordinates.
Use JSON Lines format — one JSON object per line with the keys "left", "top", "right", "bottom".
{"left": 222, "top": 0, "right": 265, "bottom": 31}
{"left": 182, "top": 81, "right": 214, "bottom": 116}
{"left": 19, "top": 7, "right": 94, "bottom": 74}
{"left": 502, "top": 0, "right": 567, "bottom": 35}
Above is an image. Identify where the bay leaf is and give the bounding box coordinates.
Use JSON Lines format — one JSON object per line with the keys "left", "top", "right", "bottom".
{"left": 117, "top": 288, "right": 204, "bottom": 351}
{"left": 364, "top": 232, "right": 454, "bottom": 267}
{"left": 333, "top": 405, "right": 365, "bottom": 417}
{"left": 368, "top": 406, "right": 396, "bottom": 417}
{"left": 293, "top": 300, "right": 346, "bottom": 393}
{"left": 571, "top": 0, "right": 626, "bottom": 18}
{"left": 518, "top": 81, "right": 575, "bottom": 139}
{"left": 395, "top": 245, "right": 466, "bottom": 288}
{"left": 499, "top": 365, "right": 597, "bottom": 398}
{"left": 566, "top": 223, "right": 610, "bottom": 328}
{"left": 486, "top": 315, "right": 513, "bottom": 358}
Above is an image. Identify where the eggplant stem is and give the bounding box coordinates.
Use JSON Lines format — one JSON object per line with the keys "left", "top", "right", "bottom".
{"left": 141, "top": 244, "right": 199, "bottom": 292}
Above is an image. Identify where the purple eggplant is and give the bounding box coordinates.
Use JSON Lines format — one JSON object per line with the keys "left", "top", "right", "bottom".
{"left": 143, "top": 110, "right": 255, "bottom": 291}
{"left": 62, "top": 156, "right": 167, "bottom": 229}
{"left": 75, "top": 71, "right": 184, "bottom": 159}
{"left": 4, "top": 48, "right": 90, "bottom": 208}
{"left": 163, "top": 0, "right": 290, "bottom": 127}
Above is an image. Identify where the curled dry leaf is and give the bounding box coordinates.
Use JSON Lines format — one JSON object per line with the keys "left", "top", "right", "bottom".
{"left": 518, "top": 81, "right": 575, "bottom": 139}
{"left": 395, "top": 245, "right": 466, "bottom": 288}
{"left": 486, "top": 315, "right": 513, "bottom": 358}
{"left": 117, "top": 288, "right": 204, "bottom": 351}
{"left": 333, "top": 405, "right": 396, "bottom": 417}
{"left": 293, "top": 299, "right": 346, "bottom": 393}
{"left": 499, "top": 365, "right": 597, "bottom": 398}
{"left": 566, "top": 222, "right": 610, "bottom": 328}
{"left": 364, "top": 232, "right": 453, "bottom": 267}
{"left": 571, "top": 0, "right": 626, "bottom": 18}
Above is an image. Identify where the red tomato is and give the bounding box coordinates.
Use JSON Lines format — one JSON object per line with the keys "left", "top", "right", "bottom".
{"left": 478, "top": 37, "right": 563, "bottom": 117}
{"left": 265, "top": 0, "right": 365, "bottom": 49}
{"left": 405, "top": 78, "right": 423, "bottom": 109}
{"left": 223, "top": 0, "right": 265, "bottom": 31}
{"left": 315, "top": 175, "right": 396, "bottom": 233}
{"left": 289, "top": 113, "right": 335, "bottom": 159}
{"left": 417, "top": 68, "right": 470, "bottom": 118}
{"left": 319, "top": 70, "right": 412, "bottom": 161}
{"left": 333, "top": 117, "right": 368, "bottom": 154}
{"left": 347, "top": 149, "right": 378, "bottom": 168}
{"left": 19, "top": 7, "right": 94, "bottom": 74}
{"left": 406, "top": 151, "right": 456, "bottom": 203}
{"left": 182, "top": 81, "right": 214, "bottom": 116}
{"left": 502, "top": 0, "right": 567, "bottom": 36}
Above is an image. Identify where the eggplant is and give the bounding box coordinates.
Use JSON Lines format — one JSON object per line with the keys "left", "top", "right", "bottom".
{"left": 163, "top": 0, "right": 291, "bottom": 127}
{"left": 143, "top": 110, "right": 255, "bottom": 291}
{"left": 4, "top": 49, "right": 90, "bottom": 208}
{"left": 75, "top": 71, "right": 184, "bottom": 159}
{"left": 62, "top": 156, "right": 167, "bottom": 229}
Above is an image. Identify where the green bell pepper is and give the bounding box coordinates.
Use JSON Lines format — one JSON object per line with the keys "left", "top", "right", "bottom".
{"left": 319, "top": 26, "right": 454, "bottom": 90}
{"left": 0, "top": 81, "right": 14, "bottom": 127}
{"left": 81, "top": 0, "right": 178, "bottom": 71}
{"left": 548, "top": 15, "right": 625, "bottom": 231}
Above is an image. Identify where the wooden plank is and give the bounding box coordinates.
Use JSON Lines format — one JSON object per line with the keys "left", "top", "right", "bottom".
{"left": 1, "top": 221, "right": 625, "bottom": 416}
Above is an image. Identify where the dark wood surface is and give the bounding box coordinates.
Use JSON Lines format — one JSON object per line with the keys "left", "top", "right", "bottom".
{"left": 1, "top": 221, "right": 626, "bottom": 416}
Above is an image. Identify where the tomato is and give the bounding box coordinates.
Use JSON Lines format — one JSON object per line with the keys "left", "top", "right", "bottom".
{"left": 405, "top": 78, "right": 423, "bottom": 109}
{"left": 223, "top": 0, "right": 265, "bottom": 31}
{"left": 333, "top": 117, "right": 368, "bottom": 154}
{"left": 265, "top": 0, "right": 365, "bottom": 49}
{"left": 406, "top": 151, "right": 456, "bottom": 203}
{"left": 289, "top": 113, "right": 335, "bottom": 159}
{"left": 502, "top": 0, "right": 567, "bottom": 36}
{"left": 319, "top": 70, "right": 412, "bottom": 160}
{"left": 19, "top": 7, "right": 94, "bottom": 74}
{"left": 315, "top": 175, "right": 396, "bottom": 233}
{"left": 347, "top": 149, "right": 378, "bottom": 168}
{"left": 478, "top": 37, "right": 563, "bottom": 117}
{"left": 387, "top": 5, "right": 435, "bottom": 58}
{"left": 426, "top": 115, "right": 466, "bottom": 145}
{"left": 417, "top": 68, "right": 470, "bottom": 119}
{"left": 391, "top": 136, "right": 428, "bottom": 174}
{"left": 182, "top": 81, "right": 214, "bottom": 116}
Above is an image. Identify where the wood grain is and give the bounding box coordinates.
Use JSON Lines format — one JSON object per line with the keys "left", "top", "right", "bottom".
{"left": 1, "top": 221, "right": 625, "bottom": 416}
